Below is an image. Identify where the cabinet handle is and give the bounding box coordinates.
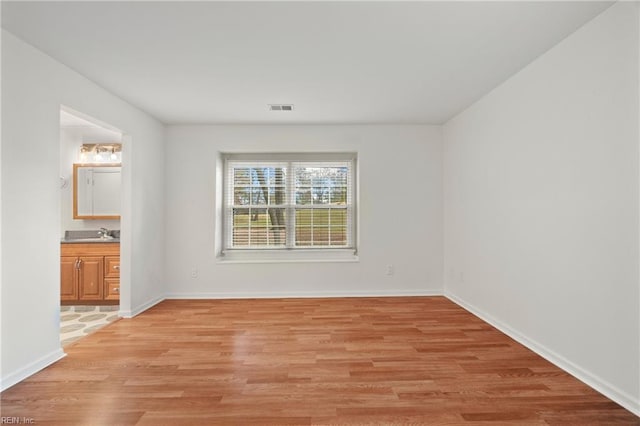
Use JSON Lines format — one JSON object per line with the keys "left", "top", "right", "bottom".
{"left": 113, "top": 287, "right": 119, "bottom": 292}
{"left": 113, "top": 265, "right": 120, "bottom": 270}
{"left": 75, "top": 259, "right": 80, "bottom": 270}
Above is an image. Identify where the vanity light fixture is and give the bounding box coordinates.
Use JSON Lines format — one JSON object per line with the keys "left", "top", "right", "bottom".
{"left": 79, "top": 143, "right": 122, "bottom": 164}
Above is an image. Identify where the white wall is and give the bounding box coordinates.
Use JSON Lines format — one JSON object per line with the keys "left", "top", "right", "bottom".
{"left": 59, "top": 127, "right": 121, "bottom": 236}
{"left": 1, "top": 30, "right": 166, "bottom": 390}
{"left": 165, "top": 125, "right": 443, "bottom": 298}
{"left": 443, "top": 2, "right": 639, "bottom": 414}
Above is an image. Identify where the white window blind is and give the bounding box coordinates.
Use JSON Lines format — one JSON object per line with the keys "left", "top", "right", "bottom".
{"left": 223, "top": 154, "right": 355, "bottom": 254}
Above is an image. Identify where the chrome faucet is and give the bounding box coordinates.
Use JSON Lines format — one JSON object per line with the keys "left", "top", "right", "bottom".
{"left": 98, "top": 228, "right": 110, "bottom": 238}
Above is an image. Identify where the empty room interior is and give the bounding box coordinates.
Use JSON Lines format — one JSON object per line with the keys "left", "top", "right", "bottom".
{"left": 1, "top": 1, "right": 639, "bottom": 424}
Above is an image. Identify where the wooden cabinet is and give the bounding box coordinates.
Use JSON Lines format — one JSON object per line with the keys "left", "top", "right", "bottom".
{"left": 61, "top": 256, "right": 79, "bottom": 300}
{"left": 61, "top": 243, "right": 119, "bottom": 305}
{"left": 78, "top": 256, "right": 104, "bottom": 300}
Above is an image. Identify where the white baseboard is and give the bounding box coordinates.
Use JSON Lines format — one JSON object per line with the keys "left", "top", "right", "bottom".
{"left": 119, "top": 290, "right": 444, "bottom": 315}
{"left": 119, "top": 295, "right": 165, "bottom": 318}
{"left": 445, "top": 291, "right": 640, "bottom": 417}
{"left": 0, "top": 348, "right": 66, "bottom": 392}
{"left": 164, "top": 289, "right": 443, "bottom": 299}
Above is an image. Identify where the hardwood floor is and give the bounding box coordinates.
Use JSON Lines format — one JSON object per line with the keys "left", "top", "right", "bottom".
{"left": 1, "top": 297, "right": 637, "bottom": 425}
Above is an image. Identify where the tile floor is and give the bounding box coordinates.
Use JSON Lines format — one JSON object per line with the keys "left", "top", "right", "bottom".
{"left": 60, "top": 305, "right": 119, "bottom": 346}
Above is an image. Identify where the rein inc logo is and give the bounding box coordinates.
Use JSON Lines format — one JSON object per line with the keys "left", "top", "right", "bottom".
{"left": 1, "top": 418, "right": 34, "bottom": 424}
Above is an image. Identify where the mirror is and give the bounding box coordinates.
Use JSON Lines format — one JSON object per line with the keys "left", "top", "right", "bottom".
{"left": 73, "top": 163, "right": 121, "bottom": 219}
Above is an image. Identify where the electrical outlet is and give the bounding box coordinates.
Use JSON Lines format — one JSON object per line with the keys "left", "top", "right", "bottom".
{"left": 386, "top": 264, "right": 394, "bottom": 276}
{"left": 191, "top": 268, "right": 198, "bottom": 279}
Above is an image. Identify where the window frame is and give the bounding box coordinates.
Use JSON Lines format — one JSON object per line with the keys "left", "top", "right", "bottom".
{"left": 220, "top": 153, "right": 358, "bottom": 262}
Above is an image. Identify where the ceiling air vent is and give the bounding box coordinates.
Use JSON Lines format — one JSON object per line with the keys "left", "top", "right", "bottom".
{"left": 269, "top": 104, "right": 294, "bottom": 111}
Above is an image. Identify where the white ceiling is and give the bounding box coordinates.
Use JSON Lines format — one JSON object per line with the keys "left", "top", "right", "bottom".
{"left": 60, "top": 109, "right": 106, "bottom": 129}
{"left": 2, "top": 1, "right": 612, "bottom": 125}
{"left": 60, "top": 109, "right": 122, "bottom": 141}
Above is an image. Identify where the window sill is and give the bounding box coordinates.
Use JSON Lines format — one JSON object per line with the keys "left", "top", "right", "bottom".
{"left": 218, "top": 249, "right": 359, "bottom": 264}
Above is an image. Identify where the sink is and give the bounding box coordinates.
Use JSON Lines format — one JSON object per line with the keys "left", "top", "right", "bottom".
{"left": 63, "top": 230, "right": 120, "bottom": 242}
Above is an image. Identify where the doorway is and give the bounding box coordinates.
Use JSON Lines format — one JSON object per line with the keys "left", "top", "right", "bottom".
{"left": 59, "top": 107, "right": 123, "bottom": 346}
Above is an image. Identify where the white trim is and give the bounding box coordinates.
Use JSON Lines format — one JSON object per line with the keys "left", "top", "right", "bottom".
{"left": 219, "top": 248, "right": 358, "bottom": 263}
{"left": 0, "top": 349, "right": 66, "bottom": 392}
{"left": 222, "top": 154, "right": 357, "bottom": 254}
{"left": 637, "top": 1, "right": 640, "bottom": 416}
{"left": 445, "top": 291, "right": 640, "bottom": 417}
{"left": 119, "top": 295, "right": 164, "bottom": 318}
{"left": 631, "top": 2, "right": 640, "bottom": 416}
{"left": 165, "top": 290, "right": 443, "bottom": 299}
{"left": 224, "top": 152, "right": 357, "bottom": 162}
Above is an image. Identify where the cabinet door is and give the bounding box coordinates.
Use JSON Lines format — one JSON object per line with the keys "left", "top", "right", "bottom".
{"left": 78, "top": 256, "right": 104, "bottom": 300}
{"left": 61, "top": 256, "right": 78, "bottom": 300}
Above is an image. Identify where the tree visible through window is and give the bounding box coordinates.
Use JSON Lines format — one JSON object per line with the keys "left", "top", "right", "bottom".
{"left": 294, "top": 166, "right": 349, "bottom": 247}
{"left": 231, "top": 165, "right": 287, "bottom": 247}
{"left": 224, "top": 157, "right": 355, "bottom": 251}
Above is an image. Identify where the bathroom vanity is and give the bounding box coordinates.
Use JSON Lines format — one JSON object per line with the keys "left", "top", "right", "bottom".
{"left": 61, "top": 235, "right": 120, "bottom": 305}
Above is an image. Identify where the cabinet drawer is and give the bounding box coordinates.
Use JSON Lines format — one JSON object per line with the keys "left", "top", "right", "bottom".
{"left": 104, "top": 278, "right": 120, "bottom": 300}
{"left": 104, "top": 256, "right": 120, "bottom": 277}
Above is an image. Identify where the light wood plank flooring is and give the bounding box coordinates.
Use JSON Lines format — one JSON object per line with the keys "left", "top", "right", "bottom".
{"left": 1, "top": 297, "right": 637, "bottom": 425}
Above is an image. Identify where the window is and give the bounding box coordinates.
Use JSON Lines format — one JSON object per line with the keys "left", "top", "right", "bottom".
{"left": 222, "top": 153, "right": 356, "bottom": 259}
